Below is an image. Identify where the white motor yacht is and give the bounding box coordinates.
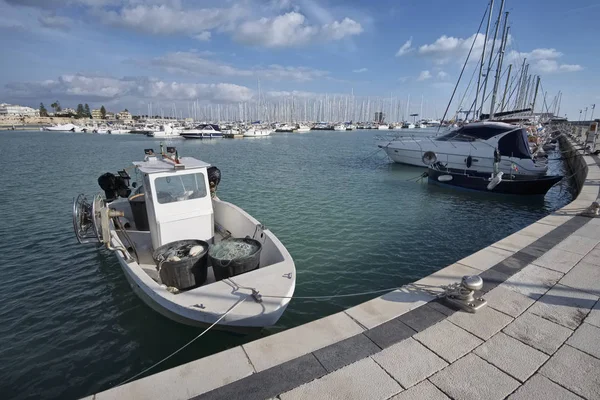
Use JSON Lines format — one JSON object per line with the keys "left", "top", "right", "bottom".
{"left": 180, "top": 124, "right": 223, "bottom": 139}
{"left": 333, "top": 124, "right": 347, "bottom": 131}
{"left": 295, "top": 124, "right": 311, "bottom": 133}
{"left": 376, "top": 121, "right": 548, "bottom": 175}
{"left": 275, "top": 124, "right": 294, "bottom": 133}
{"left": 243, "top": 127, "right": 272, "bottom": 137}
{"left": 72, "top": 147, "right": 295, "bottom": 330}
{"left": 346, "top": 124, "right": 356, "bottom": 131}
{"left": 377, "top": 124, "right": 390, "bottom": 130}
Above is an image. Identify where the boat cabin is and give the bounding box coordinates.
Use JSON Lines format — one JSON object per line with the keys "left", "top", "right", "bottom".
{"left": 128, "top": 152, "right": 214, "bottom": 250}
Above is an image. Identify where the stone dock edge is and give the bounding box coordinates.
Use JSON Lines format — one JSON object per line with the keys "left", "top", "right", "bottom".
{"left": 84, "top": 130, "right": 600, "bottom": 400}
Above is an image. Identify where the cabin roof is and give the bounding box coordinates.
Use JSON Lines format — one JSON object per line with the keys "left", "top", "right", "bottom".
{"left": 133, "top": 156, "right": 211, "bottom": 174}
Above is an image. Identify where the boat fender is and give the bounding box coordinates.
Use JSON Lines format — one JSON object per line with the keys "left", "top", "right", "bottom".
{"left": 438, "top": 175, "right": 453, "bottom": 182}
{"left": 487, "top": 172, "right": 504, "bottom": 190}
{"left": 466, "top": 155, "right": 473, "bottom": 168}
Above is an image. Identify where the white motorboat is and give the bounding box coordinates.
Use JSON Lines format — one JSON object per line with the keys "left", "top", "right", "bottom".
{"left": 346, "top": 124, "right": 356, "bottom": 131}
{"left": 148, "top": 124, "right": 183, "bottom": 139}
{"left": 243, "top": 127, "right": 271, "bottom": 137}
{"left": 108, "top": 128, "right": 131, "bottom": 135}
{"left": 275, "top": 124, "right": 294, "bottom": 133}
{"left": 333, "top": 124, "right": 347, "bottom": 131}
{"left": 376, "top": 121, "right": 548, "bottom": 175}
{"left": 43, "top": 123, "right": 83, "bottom": 132}
{"left": 402, "top": 123, "right": 416, "bottom": 129}
{"left": 377, "top": 124, "right": 390, "bottom": 130}
{"left": 72, "top": 147, "right": 295, "bottom": 330}
{"left": 180, "top": 124, "right": 223, "bottom": 139}
{"left": 295, "top": 124, "right": 311, "bottom": 133}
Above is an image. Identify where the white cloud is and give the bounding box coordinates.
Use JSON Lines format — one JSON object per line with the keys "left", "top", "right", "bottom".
{"left": 100, "top": 4, "right": 245, "bottom": 36}
{"left": 353, "top": 68, "right": 368, "bottom": 73}
{"left": 321, "top": 17, "right": 363, "bottom": 40}
{"left": 507, "top": 48, "right": 583, "bottom": 74}
{"left": 417, "top": 70, "right": 432, "bottom": 81}
{"left": 38, "top": 14, "right": 71, "bottom": 31}
{"left": 193, "top": 31, "right": 211, "bottom": 41}
{"left": 146, "top": 51, "right": 328, "bottom": 82}
{"left": 395, "top": 37, "right": 413, "bottom": 57}
{"left": 559, "top": 64, "right": 583, "bottom": 72}
{"left": 5, "top": 73, "right": 254, "bottom": 103}
{"left": 418, "top": 33, "right": 486, "bottom": 64}
{"left": 234, "top": 11, "right": 362, "bottom": 48}
{"left": 437, "top": 71, "right": 448, "bottom": 79}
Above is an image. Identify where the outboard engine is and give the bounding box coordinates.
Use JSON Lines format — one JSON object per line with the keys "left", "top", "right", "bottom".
{"left": 98, "top": 171, "right": 131, "bottom": 201}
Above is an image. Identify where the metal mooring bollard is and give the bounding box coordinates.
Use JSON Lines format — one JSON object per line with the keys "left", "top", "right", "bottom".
{"left": 443, "top": 275, "right": 487, "bottom": 313}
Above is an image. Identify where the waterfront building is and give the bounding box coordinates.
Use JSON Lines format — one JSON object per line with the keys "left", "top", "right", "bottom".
{"left": 0, "top": 103, "right": 40, "bottom": 116}
{"left": 116, "top": 110, "right": 132, "bottom": 122}
{"left": 91, "top": 109, "right": 103, "bottom": 119}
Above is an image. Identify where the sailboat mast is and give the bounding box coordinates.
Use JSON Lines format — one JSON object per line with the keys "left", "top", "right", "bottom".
{"left": 489, "top": 11, "right": 509, "bottom": 118}
{"left": 475, "top": 0, "right": 494, "bottom": 120}
{"left": 531, "top": 76, "right": 541, "bottom": 114}
{"left": 480, "top": 0, "right": 505, "bottom": 117}
{"left": 500, "top": 63, "right": 512, "bottom": 112}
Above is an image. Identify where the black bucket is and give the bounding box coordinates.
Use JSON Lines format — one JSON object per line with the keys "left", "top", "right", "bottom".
{"left": 152, "top": 239, "right": 209, "bottom": 290}
{"left": 208, "top": 238, "right": 262, "bottom": 281}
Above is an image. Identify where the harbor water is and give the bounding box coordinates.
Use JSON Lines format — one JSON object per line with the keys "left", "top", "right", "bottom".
{"left": 0, "top": 129, "right": 574, "bottom": 400}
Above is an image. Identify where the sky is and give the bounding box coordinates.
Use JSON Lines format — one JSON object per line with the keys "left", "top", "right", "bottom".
{"left": 0, "top": 0, "right": 598, "bottom": 120}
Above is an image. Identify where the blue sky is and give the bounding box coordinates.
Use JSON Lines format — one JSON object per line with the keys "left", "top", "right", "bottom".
{"left": 0, "top": 0, "right": 598, "bottom": 119}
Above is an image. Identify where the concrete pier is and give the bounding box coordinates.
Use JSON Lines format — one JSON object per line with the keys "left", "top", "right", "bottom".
{"left": 86, "top": 125, "right": 600, "bottom": 400}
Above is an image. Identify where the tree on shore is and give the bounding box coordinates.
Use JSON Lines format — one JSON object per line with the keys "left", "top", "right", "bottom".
{"left": 76, "top": 104, "right": 85, "bottom": 119}
{"left": 100, "top": 105, "right": 106, "bottom": 119}
{"left": 39, "top": 103, "right": 49, "bottom": 117}
{"left": 84, "top": 104, "right": 91, "bottom": 118}
{"left": 50, "top": 101, "right": 61, "bottom": 114}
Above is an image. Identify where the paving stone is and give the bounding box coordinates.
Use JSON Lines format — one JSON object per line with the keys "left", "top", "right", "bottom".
{"left": 195, "top": 353, "right": 326, "bottom": 400}
{"left": 398, "top": 304, "right": 446, "bottom": 332}
{"left": 372, "top": 338, "right": 448, "bottom": 389}
{"left": 479, "top": 268, "right": 511, "bottom": 293}
{"left": 536, "top": 214, "right": 574, "bottom": 227}
{"left": 528, "top": 284, "right": 598, "bottom": 329}
{"left": 555, "top": 235, "right": 600, "bottom": 256}
{"left": 540, "top": 345, "right": 600, "bottom": 400}
{"left": 458, "top": 246, "right": 514, "bottom": 271}
{"left": 560, "top": 261, "right": 600, "bottom": 297}
{"left": 474, "top": 332, "right": 549, "bottom": 382}
{"left": 572, "top": 223, "right": 600, "bottom": 241}
{"left": 279, "top": 358, "right": 402, "bottom": 400}
{"left": 364, "top": 318, "right": 416, "bottom": 349}
{"left": 584, "top": 301, "right": 600, "bottom": 327}
{"left": 507, "top": 374, "right": 583, "bottom": 400}
{"left": 414, "top": 320, "right": 482, "bottom": 363}
{"left": 533, "top": 248, "right": 585, "bottom": 273}
{"left": 486, "top": 285, "right": 535, "bottom": 317}
{"left": 344, "top": 287, "right": 435, "bottom": 329}
{"left": 490, "top": 256, "right": 531, "bottom": 278}
{"left": 518, "top": 222, "right": 558, "bottom": 238}
{"left": 492, "top": 233, "right": 538, "bottom": 253}
{"left": 581, "top": 248, "right": 600, "bottom": 266}
{"left": 425, "top": 299, "right": 458, "bottom": 316}
{"left": 389, "top": 380, "right": 449, "bottom": 400}
{"left": 503, "top": 264, "right": 563, "bottom": 300}
{"left": 448, "top": 306, "right": 513, "bottom": 340}
{"left": 97, "top": 346, "right": 254, "bottom": 400}
{"left": 243, "top": 311, "right": 364, "bottom": 372}
{"left": 313, "top": 333, "right": 381, "bottom": 373}
{"left": 429, "top": 353, "right": 520, "bottom": 400}
{"left": 520, "top": 237, "right": 558, "bottom": 259}
{"left": 566, "top": 322, "right": 600, "bottom": 359}
{"left": 503, "top": 312, "right": 573, "bottom": 355}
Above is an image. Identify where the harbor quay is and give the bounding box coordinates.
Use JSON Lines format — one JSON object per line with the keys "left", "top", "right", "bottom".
{"left": 84, "top": 124, "right": 600, "bottom": 400}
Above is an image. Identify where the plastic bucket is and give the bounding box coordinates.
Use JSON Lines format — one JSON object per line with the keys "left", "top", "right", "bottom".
{"left": 152, "top": 239, "right": 209, "bottom": 290}
{"left": 208, "top": 238, "right": 262, "bottom": 281}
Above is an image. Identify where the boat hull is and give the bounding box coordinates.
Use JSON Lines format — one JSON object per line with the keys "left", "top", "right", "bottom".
{"left": 427, "top": 167, "right": 562, "bottom": 195}
{"left": 181, "top": 133, "right": 223, "bottom": 139}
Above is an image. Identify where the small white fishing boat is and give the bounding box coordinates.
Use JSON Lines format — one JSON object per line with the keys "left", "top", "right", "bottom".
{"left": 147, "top": 124, "right": 183, "bottom": 138}
{"left": 377, "top": 124, "right": 390, "bottom": 130}
{"left": 243, "top": 127, "right": 271, "bottom": 137}
{"left": 333, "top": 124, "right": 347, "bottom": 131}
{"left": 295, "top": 124, "right": 311, "bottom": 133}
{"left": 275, "top": 124, "right": 294, "bottom": 132}
{"left": 72, "top": 146, "right": 295, "bottom": 330}
{"left": 43, "top": 123, "right": 83, "bottom": 132}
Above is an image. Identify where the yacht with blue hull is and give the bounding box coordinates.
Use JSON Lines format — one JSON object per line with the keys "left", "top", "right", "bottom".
{"left": 181, "top": 124, "right": 223, "bottom": 139}
{"left": 72, "top": 146, "right": 295, "bottom": 330}
{"left": 376, "top": 121, "right": 548, "bottom": 176}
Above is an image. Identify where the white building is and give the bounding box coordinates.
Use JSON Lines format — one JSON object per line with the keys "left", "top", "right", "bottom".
{"left": 116, "top": 110, "right": 132, "bottom": 121}
{"left": 0, "top": 103, "right": 40, "bottom": 117}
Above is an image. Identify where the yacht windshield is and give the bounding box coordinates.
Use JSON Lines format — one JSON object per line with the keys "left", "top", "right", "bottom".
{"left": 497, "top": 129, "right": 532, "bottom": 159}
{"left": 154, "top": 172, "right": 207, "bottom": 204}
{"left": 436, "top": 125, "right": 513, "bottom": 142}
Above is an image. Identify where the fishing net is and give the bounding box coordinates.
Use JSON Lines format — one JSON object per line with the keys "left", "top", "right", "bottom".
{"left": 209, "top": 240, "right": 259, "bottom": 261}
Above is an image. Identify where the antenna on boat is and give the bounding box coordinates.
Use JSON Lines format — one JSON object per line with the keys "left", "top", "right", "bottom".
{"left": 159, "top": 142, "right": 183, "bottom": 168}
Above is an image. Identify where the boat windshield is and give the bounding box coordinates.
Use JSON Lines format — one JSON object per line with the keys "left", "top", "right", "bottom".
{"left": 497, "top": 129, "right": 532, "bottom": 159}
{"left": 435, "top": 125, "right": 513, "bottom": 142}
{"left": 154, "top": 172, "right": 207, "bottom": 204}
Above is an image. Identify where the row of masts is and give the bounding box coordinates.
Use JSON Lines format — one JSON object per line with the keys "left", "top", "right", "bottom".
{"left": 139, "top": 95, "right": 437, "bottom": 124}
